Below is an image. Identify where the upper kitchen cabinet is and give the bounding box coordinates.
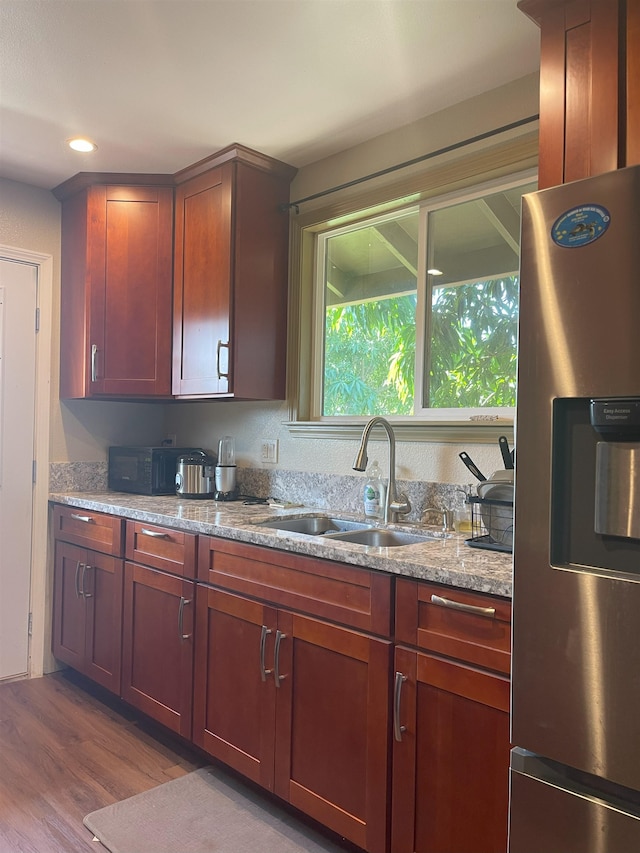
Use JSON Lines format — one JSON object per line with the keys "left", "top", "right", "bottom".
{"left": 172, "top": 144, "right": 296, "bottom": 399}
{"left": 53, "top": 177, "right": 174, "bottom": 399}
{"left": 519, "top": 0, "right": 640, "bottom": 188}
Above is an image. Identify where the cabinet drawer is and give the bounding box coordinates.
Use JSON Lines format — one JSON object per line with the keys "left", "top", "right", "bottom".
{"left": 198, "top": 535, "right": 392, "bottom": 637}
{"left": 125, "top": 520, "right": 197, "bottom": 578}
{"left": 395, "top": 578, "right": 511, "bottom": 674}
{"left": 52, "top": 504, "right": 124, "bottom": 556}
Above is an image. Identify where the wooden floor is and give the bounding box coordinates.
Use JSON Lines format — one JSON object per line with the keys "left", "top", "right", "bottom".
{"left": 0, "top": 670, "right": 205, "bottom": 852}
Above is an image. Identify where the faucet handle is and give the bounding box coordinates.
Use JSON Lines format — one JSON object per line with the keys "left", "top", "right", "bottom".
{"left": 390, "top": 493, "right": 411, "bottom": 519}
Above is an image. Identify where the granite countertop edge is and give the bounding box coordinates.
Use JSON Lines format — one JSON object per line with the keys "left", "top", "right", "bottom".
{"left": 49, "top": 492, "right": 513, "bottom": 599}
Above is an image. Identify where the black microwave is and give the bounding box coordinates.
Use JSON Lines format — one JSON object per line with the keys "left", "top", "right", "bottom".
{"left": 108, "top": 446, "right": 200, "bottom": 495}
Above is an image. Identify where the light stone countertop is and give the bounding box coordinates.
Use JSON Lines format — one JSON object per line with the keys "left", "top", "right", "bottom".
{"left": 49, "top": 491, "right": 513, "bottom": 599}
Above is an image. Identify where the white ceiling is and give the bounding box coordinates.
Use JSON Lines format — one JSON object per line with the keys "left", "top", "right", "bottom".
{"left": 0, "top": 0, "right": 540, "bottom": 191}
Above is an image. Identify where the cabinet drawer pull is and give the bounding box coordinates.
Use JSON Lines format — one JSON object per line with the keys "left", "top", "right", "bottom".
{"left": 216, "top": 340, "right": 230, "bottom": 381}
{"left": 82, "top": 564, "right": 93, "bottom": 598}
{"left": 393, "top": 672, "right": 407, "bottom": 742}
{"left": 178, "top": 597, "right": 191, "bottom": 640}
{"left": 260, "top": 625, "right": 272, "bottom": 681}
{"left": 75, "top": 561, "right": 85, "bottom": 598}
{"left": 430, "top": 594, "right": 496, "bottom": 619}
{"left": 91, "top": 343, "right": 98, "bottom": 382}
{"left": 70, "top": 513, "right": 94, "bottom": 523}
{"left": 140, "top": 528, "right": 169, "bottom": 539}
{"left": 274, "top": 630, "right": 287, "bottom": 687}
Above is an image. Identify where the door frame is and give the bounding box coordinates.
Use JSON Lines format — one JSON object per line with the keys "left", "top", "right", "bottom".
{"left": 0, "top": 244, "right": 53, "bottom": 678}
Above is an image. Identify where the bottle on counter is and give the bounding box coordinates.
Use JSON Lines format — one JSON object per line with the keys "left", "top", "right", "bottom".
{"left": 364, "top": 461, "right": 385, "bottom": 519}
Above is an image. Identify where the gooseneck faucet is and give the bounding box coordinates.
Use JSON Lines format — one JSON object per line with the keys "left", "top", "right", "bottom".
{"left": 353, "top": 416, "right": 411, "bottom": 524}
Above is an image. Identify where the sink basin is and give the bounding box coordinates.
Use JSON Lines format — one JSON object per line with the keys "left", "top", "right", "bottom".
{"left": 323, "top": 528, "right": 439, "bottom": 547}
{"left": 257, "top": 515, "right": 373, "bottom": 535}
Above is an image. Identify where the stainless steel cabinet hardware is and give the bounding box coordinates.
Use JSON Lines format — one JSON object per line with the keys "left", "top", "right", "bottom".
{"left": 260, "top": 625, "right": 273, "bottom": 681}
{"left": 82, "top": 565, "right": 92, "bottom": 598}
{"left": 394, "top": 672, "right": 407, "bottom": 742}
{"left": 430, "top": 593, "right": 496, "bottom": 618}
{"left": 274, "top": 630, "right": 287, "bottom": 687}
{"left": 70, "top": 513, "right": 94, "bottom": 523}
{"left": 74, "top": 561, "right": 85, "bottom": 598}
{"left": 216, "top": 340, "right": 230, "bottom": 380}
{"left": 140, "top": 528, "right": 169, "bottom": 538}
{"left": 91, "top": 344, "right": 98, "bottom": 382}
{"left": 178, "top": 597, "right": 191, "bottom": 640}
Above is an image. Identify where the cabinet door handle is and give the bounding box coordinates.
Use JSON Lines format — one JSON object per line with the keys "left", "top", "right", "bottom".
{"left": 178, "top": 597, "right": 191, "bottom": 640}
{"left": 82, "top": 564, "right": 93, "bottom": 598}
{"left": 140, "top": 528, "right": 169, "bottom": 539}
{"left": 430, "top": 593, "right": 496, "bottom": 619}
{"left": 71, "top": 513, "right": 94, "bottom": 523}
{"left": 91, "top": 344, "right": 98, "bottom": 382}
{"left": 216, "top": 340, "right": 230, "bottom": 380}
{"left": 393, "top": 672, "right": 407, "bottom": 742}
{"left": 74, "top": 561, "right": 85, "bottom": 598}
{"left": 274, "top": 630, "right": 287, "bottom": 687}
{"left": 260, "top": 625, "right": 273, "bottom": 681}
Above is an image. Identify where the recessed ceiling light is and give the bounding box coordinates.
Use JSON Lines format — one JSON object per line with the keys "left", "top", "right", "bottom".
{"left": 427, "top": 268, "right": 443, "bottom": 276}
{"left": 67, "top": 137, "right": 98, "bottom": 153}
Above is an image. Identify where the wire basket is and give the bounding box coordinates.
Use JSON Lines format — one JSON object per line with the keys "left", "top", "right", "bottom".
{"left": 466, "top": 496, "right": 514, "bottom": 553}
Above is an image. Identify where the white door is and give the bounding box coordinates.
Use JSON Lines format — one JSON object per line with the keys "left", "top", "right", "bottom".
{"left": 0, "top": 258, "right": 37, "bottom": 680}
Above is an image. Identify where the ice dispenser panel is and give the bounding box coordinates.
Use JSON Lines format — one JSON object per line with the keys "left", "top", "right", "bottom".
{"left": 594, "top": 442, "right": 640, "bottom": 539}
{"left": 590, "top": 398, "right": 640, "bottom": 542}
{"left": 550, "top": 398, "right": 640, "bottom": 575}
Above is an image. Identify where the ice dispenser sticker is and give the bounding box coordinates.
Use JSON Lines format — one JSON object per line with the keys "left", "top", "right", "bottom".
{"left": 591, "top": 399, "right": 640, "bottom": 540}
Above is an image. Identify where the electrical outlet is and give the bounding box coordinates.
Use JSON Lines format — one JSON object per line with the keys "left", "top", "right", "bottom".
{"left": 260, "top": 439, "right": 279, "bottom": 463}
{"left": 164, "top": 434, "right": 177, "bottom": 447}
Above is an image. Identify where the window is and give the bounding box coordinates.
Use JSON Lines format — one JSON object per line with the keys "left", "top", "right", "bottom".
{"left": 312, "top": 174, "right": 537, "bottom": 422}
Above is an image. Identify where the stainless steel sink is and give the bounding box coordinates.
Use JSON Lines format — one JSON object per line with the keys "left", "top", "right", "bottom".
{"left": 256, "top": 515, "right": 373, "bottom": 535}
{"left": 323, "top": 528, "right": 439, "bottom": 547}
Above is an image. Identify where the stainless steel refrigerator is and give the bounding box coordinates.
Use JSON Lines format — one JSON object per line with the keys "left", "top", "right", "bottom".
{"left": 509, "top": 164, "right": 640, "bottom": 851}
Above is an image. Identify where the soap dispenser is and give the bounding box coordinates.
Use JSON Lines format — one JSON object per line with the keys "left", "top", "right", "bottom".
{"left": 364, "top": 461, "right": 385, "bottom": 519}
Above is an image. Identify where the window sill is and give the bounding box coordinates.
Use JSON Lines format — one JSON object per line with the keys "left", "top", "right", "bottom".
{"left": 285, "top": 420, "right": 514, "bottom": 444}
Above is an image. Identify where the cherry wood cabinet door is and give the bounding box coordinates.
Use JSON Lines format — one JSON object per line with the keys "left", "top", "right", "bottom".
{"left": 172, "top": 145, "right": 295, "bottom": 400}
{"left": 391, "top": 646, "right": 510, "bottom": 853}
{"left": 121, "top": 563, "right": 194, "bottom": 738}
{"left": 52, "top": 541, "right": 89, "bottom": 672}
{"left": 52, "top": 541, "right": 123, "bottom": 693}
{"left": 273, "top": 611, "right": 392, "bottom": 853}
{"left": 518, "top": 0, "right": 638, "bottom": 187}
{"left": 173, "top": 165, "right": 233, "bottom": 397}
{"left": 81, "top": 548, "right": 123, "bottom": 692}
{"left": 193, "top": 585, "right": 278, "bottom": 790}
{"left": 58, "top": 183, "right": 173, "bottom": 398}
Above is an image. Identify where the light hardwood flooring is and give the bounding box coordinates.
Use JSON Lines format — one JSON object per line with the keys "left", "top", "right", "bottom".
{"left": 0, "top": 670, "right": 205, "bottom": 852}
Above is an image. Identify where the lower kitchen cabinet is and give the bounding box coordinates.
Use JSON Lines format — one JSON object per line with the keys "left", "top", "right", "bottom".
{"left": 120, "top": 520, "right": 197, "bottom": 737}
{"left": 391, "top": 579, "right": 512, "bottom": 853}
{"left": 50, "top": 502, "right": 515, "bottom": 853}
{"left": 52, "top": 540, "right": 123, "bottom": 693}
{"left": 194, "top": 536, "right": 393, "bottom": 853}
{"left": 121, "top": 562, "right": 194, "bottom": 738}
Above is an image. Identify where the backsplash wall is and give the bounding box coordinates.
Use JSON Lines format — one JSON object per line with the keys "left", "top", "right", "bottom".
{"left": 49, "top": 460, "right": 470, "bottom": 525}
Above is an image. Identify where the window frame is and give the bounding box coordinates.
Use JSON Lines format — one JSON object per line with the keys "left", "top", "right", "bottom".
{"left": 285, "top": 134, "right": 538, "bottom": 444}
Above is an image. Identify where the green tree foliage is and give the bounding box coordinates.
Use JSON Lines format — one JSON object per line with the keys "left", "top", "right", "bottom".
{"left": 429, "top": 276, "right": 519, "bottom": 408}
{"left": 323, "top": 276, "right": 518, "bottom": 415}
{"left": 323, "top": 296, "right": 416, "bottom": 416}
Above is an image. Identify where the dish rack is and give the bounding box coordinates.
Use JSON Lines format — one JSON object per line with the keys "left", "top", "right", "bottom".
{"left": 466, "top": 496, "right": 514, "bottom": 553}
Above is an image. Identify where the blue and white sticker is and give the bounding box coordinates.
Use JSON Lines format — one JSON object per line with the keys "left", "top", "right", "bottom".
{"left": 551, "top": 204, "right": 611, "bottom": 247}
